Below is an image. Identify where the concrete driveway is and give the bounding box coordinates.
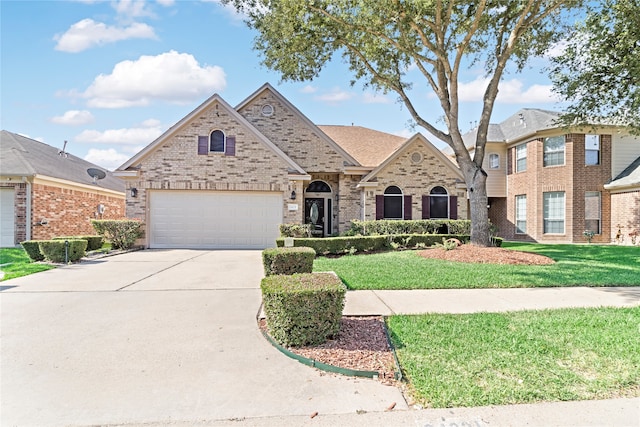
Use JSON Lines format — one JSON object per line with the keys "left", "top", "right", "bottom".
{"left": 1, "top": 250, "right": 405, "bottom": 426}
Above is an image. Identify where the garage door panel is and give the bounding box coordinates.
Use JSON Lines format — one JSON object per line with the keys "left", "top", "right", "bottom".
{"left": 149, "top": 191, "right": 283, "bottom": 249}
{"left": 1, "top": 188, "right": 16, "bottom": 247}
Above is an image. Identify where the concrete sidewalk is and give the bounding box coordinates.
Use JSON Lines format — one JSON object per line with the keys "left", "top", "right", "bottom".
{"left": 344, "top": 286, "right": 640, "bottom": 315}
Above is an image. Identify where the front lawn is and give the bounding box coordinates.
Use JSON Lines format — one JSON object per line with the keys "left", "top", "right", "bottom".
{"left": 313, "top": 243, "right": 640, "bottom": 289}
{"left": 387, "top": 307, "right": 640, "bottom": 408}
{"left": 0, "top": 248, "right": 55, "bottom": 281}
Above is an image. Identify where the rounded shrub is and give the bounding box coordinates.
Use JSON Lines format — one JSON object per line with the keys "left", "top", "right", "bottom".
{"left": 38, "top": 239, "right": 87, "bottom": 263}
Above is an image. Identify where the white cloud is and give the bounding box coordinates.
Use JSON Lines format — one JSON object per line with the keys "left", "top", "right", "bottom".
{"left": 75, "top": 123, "right": 162, "bottom": 145}
{"left": 300, "top": 85, "right": 318, "bottom": 94}
{"left": 393, "top": 128, "right": 414, "bottom": 139}
{"left": 81, "top": 50, "right": 226, "bottom": 108}
{"left": 315, "top": 88, "right": 353, "bottom": 104}
{"left": 50, "top": 110, "right": 95, "bottom": 126}
{"left": 362, "top": 92, "right": 392, "bottom": 104}
{"left": 54, "top": 19, "right": 157, "bottom": 53}
{"left": 112, "top": 0, "right": 155, "bottom": 19}
{"left": 458, "top": 76, "right": 559, "bottom": 104}
{"left": 84, "top": 148, "right": 130, "bottom": 171}
{"left": 544, "top": 40, "right": 568, "bottom": 59}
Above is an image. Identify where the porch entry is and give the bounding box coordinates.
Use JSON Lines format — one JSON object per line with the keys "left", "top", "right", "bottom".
{"left": 304, "top": 181, "right": 333, "bottom": 237}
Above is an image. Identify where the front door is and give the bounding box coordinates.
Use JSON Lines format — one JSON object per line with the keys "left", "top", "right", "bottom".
{"left": 305, "top": 198, "right": 325, "bottom": 237}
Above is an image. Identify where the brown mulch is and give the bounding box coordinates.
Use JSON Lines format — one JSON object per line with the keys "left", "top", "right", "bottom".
{"left": 260, "top": 316, "right": 398, "bottom": 384}
{"left": 418, "top": 244, "right": 555, "bottom": 265}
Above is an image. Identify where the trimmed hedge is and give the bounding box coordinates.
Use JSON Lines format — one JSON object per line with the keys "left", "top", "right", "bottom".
{"left": 262, "top": 247, "right": 316, "bottom": 276}
{"left": 91, "top": 219, "right": 142, "bottom": 249}
{"left": 53, "top": 235, "right": 103, "bottom": 251}
{"left": 491, "top": 236, "right": 504, "bottom": 247}
{"left": 261, "top": 272, "right": 346, "bottom": 347}
{"left": 38, "top": 239, "right": 87, "bottom": 263}
{"left": 279, "top": 223, "right": 312, "bottom": 238}
{"left": 276, "top": 234, "right": 471, "bottom": 255}
{"left": 20, "top": 240, "right": 45, "bottom": 262}
{"left": 346, "top": 219, "right": 472, "bottom": 236}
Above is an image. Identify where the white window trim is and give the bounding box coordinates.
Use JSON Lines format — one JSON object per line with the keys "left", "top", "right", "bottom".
{"left": 543, "top": 136, "right": 566, "bottom": 167}
{"left": 383, "top": 186, "right": 404, "bottom": 220}
{"left": 543, "top": 191, "right": 565, "bottom": 234}
{"left": 515, "top": 144, "right": 527, "bottom": 172}
{"left": 515, "top": 195, "right": 527, "bottom": 234}
{"left": 489, "top": 153, "right": 500, "bottom": 170}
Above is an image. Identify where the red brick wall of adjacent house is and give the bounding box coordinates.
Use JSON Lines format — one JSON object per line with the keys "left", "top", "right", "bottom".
{"left": 611, "top": 190, "right": 640, "bottom": 245}
{"left": 570, "top": 134, "right": 612, "bottom": 243}
{"left": 31, "top": 183, "right": 125, "bottom": 240}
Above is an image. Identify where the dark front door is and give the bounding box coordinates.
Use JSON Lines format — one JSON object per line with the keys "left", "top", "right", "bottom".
{"left": 305, "top": 198, "right": 325, "bottom": 237}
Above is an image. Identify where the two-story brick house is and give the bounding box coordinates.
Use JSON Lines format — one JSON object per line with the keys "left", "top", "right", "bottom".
{"left": 464, "top": 109, "right": 640, "bottom": 244}
{"left": 115, "top": 83, "right": 466, "bottom": 249}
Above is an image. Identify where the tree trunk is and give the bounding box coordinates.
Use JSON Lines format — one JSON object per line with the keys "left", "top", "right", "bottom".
{"left": 463, "top": 165, "right": 491, "bottom": 246}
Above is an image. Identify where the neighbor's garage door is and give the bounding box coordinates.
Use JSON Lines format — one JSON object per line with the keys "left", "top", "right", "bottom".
{"left": 0, "top": 188, "right": 15, "bottom": 247}
{"left": 149, "top": 191, "right": 283, "bottom": 249}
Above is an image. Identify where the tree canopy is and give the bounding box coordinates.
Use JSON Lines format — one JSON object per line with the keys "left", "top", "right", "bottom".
{"left": 227, "top": 0, "right": 582, "bottom": 245}
{"left": 550, "top": 0, "right": 640, "bottom": 134}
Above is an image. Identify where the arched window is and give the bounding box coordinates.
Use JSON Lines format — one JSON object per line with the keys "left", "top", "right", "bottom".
{"left": 489, "top": 153, "right": 500, "bottom": 169}
{"left": 383, "top": 186, "right": 403, "bottom": 219}
{"left": 210, "top": 130, "right": 225, "bottom": 153}
{"left": 305, "top": 181, "right": 331, "bottom": 193}
{"left": 430, "top": 186, "right": 449, "bottom": 219}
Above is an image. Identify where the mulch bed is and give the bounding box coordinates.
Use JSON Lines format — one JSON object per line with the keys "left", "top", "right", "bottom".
{"left": 417, "top": 244, "right": 555, "bottom": 265}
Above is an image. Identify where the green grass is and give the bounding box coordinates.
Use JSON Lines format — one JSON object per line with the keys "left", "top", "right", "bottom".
{"left": 387, "top": 307, "right": 640, "bottom": 408}
{"left": 0, "top": 248, "right": 56, "bottom": 281}
{"left": 313, "top": 243, "right": 640, "bottom": 289}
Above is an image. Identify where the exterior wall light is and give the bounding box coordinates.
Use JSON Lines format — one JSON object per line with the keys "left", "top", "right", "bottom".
{"left": 131, "top": 188, "right": 138, "bottom": 198}
{"left": 290, "top": 190, "right": 296, "bottom": 200}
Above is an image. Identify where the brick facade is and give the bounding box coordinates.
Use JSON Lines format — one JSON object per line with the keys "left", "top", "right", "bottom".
{"left": 1, "top": 180, "right": 125, "bottom": 245}
{"left": 610, "top": 190, "right": 640, "bottom": 244}
{"left": 505, "top": 133, "right": 613, "bottom": 243}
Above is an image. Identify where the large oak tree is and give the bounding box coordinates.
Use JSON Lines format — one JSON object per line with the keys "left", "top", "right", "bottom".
{"left": 550, "top": 0, "right": 640, "bottom": 135}
{"left": 227, "top": 0, "right": 581, "bottom": 245}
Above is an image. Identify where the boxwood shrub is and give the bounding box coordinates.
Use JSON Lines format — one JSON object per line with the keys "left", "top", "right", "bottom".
{"left": 53, "top": 235, "right": 104, "bottom": 251}
{"left": 261, "top": 272, "right": 346, "bottom": 347}
{"left": 20, "top": 240, "right": 45, "bottom": 262}
{"left": 346, "top": 219, "right": 472, "bottom": 236}
{"left": 279, "top": 223, "right": 312, "bottom": 238}
{"left": 262, "top": 247, "right": 316, "bottom": 276}
{"left": 91, "top": 219, "right": 142, "bottom": 249}
{"left": 276, "top": 234, "right": 470, "bottom": 255}
{"left": 38, "top": 239, "right": 87, "bottom": 263}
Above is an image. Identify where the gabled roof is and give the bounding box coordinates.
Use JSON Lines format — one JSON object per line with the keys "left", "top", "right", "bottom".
{"left": 360, "top": 133, "right": 463, "bottom": 184}
{"left": 116, "top": 92, "right": 306, "bottom": 175}
{"left": 605, "top": 155, "right": 640, "bottom": 191}
{"left": 462, "top": 108, "right": 561, "bottom": 146}
{"left": 317, "top": 125, "right": 406, "bottom": 168}
{"left": 236, "top": 83, "right": 360, "bottom": 167}
{"left": 0, "top": 130, "right": 125, "bottom": 193}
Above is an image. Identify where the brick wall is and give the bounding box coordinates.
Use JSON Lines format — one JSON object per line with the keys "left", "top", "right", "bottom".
{"left": 31, "top": 183, "right": 125, "bottom": 240}
{"left": 362, "top": 141, "right": 466, "bottom": 221}
{"left": 237, "top": 90, "right": 347, "bottom": 173}
{"left": 611, "top": 190, "right": 640, "bottom": 245}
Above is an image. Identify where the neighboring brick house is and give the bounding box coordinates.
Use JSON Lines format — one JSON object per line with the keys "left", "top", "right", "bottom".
{"left": 115, "top": 83, "right": 466, "bottom": 249}
{"left": 0, "top": 131, "right": 126, "bottom": 247}
{"left": 462, "top": 109, "right": 640, "bottom": 244}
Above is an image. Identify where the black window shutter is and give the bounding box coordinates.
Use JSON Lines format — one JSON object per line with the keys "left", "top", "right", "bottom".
{"left": 197, "top": 136, "right": 208, "bottom": 155}
{"left": 375, "top": 195, "right": 384, "bottom": 220}
{"left": 225, "top": 135, "right": 236, "bottom": 156}
{"left": 404, "top": 195, "right": 412, "bottom": 220}
{"left": 422, "top": 195, "right": 430, "bottom": 219}
{"left": 449, "top": 196, "right": 458, "bottom": 219}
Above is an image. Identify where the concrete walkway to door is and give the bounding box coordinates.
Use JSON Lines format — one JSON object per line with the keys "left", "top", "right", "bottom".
{"left": 0, "top": 250, "right": 405, "bottom": 427}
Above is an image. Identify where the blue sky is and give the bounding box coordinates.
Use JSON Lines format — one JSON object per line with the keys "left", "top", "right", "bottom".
{"left": 1, "top": 0, "right": 568, "bottom": 170}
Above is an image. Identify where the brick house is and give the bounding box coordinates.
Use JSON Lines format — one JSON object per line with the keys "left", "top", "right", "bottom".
{"left": 463, "top": 109, "right": 640, "bottom": 244}
{"left": 115, "top": 83, "right": 466, "bottom": 249}
{"left": 0, "top": 130, "right": 126, "bottom": 247}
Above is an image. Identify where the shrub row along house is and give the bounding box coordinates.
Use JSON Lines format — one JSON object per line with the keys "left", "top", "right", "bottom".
{"left": 114, "top": 84, "right": 640, "bottom": 249}
{"left": 0, "top": 131, "right": 125, "bottom": 247}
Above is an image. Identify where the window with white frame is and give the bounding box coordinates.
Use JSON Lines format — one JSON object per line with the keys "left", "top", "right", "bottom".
{"left": 383, "top": 186, "right": 403, "bottom": 219}
{"left": 489, "top": 153, "right": 500, "bottom": 169}
{"left": 515, "top": 144, "right": 527, "bottom": 172}
{"left": 543, "top": 191, "right": 565, "bottom": 234}
{"left": 585, "top": 191, "right": 601, "bottom": 234}
{"left": 515, "top": 195, "right": 527, "bottom": 234}
{"left": 543, "top": 136, "right": 565, "bottom": 167}
{"left": 585, "top": 135, "right": 600, "bottom": 165}
{"left": 210, "top": 130, "right": 225, "bottom": 152}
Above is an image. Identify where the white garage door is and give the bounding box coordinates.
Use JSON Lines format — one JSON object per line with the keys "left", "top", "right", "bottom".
{"left": 0, "top": 188, "right": 16, "bottom": 247}
{"left": 149, "top": 191, "right": 283, "bottom": 249}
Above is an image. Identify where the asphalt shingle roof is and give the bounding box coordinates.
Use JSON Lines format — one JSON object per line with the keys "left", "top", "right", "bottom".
{"left": 317, "top": 125, "right": 407, "bottom": 167}
{"left": 1, "top": 130, "right": 125, "bottom": 193}
{"left": 607, "top": 155, "right": 640, "bottom": 189}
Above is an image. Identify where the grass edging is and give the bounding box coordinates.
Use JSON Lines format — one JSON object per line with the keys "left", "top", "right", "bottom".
{"left": 256, "top": 304, "right": 402, "bottom": 380}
